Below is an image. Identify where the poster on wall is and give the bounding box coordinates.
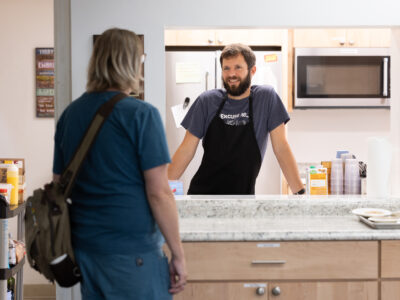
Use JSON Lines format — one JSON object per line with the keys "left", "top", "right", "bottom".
{"left": 35, "top": 48, "right": 54, "bottom": 117}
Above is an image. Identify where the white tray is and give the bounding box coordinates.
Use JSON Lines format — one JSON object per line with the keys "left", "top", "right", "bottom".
{"left": 359, "top": 216, "right": 400, "bottom": 229}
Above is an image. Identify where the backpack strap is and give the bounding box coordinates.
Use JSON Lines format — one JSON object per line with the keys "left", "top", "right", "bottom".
{"left": 59, "top": 92, "right": 128, "bottom": 197}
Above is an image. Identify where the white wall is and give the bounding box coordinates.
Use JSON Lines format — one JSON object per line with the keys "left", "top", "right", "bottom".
{"left": 0, "top": 0, "right": 54, "bottom": 284}
{"left": 288, "top": 109, "right": 390, "bottom": 163}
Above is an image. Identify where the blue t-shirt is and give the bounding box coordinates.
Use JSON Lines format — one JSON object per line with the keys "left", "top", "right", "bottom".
{"left": 53, "top": 91, "right": 171, "bottom": 255}
{"left": 181, "top": 85, "right": 290, "bottom": 159}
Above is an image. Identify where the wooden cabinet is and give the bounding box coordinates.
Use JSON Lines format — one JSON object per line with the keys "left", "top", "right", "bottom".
{"left": 268, "top": 281, "right": 377, "bottom": 300}
{"left": 173, "top": 241, "right": 379, "bottom": 299}
{"left": 381, "top": 241, "right": 400, "bottom": 299}
{"left": 346, "top": 28, "right": 391, "bottom": 47}
{"left": 294, "top": 29, "right": 347, "bottom": 47}
{"left": 165, "top": 30, "right": 216, "bottom": 46}
{"left": 214, "top": 29, "right": 285, "bottom": 46}
{"left": 165, "top": 29, "right": 286, "bottom": 46}
{"left": 381, "top": 241, "right": 400, "bottom": 278}
{"left": 293, "top": 28, "right": 391, "bottom": 47}
{"left": 174, "top": 282, "right": 268, "bottom": 300}
{"left": 183, "top": 241, "right": 377, "bottom": 280}
{"left": 381, "top": 281, "right": 400, "bottom": 300}
{"left": 174, "top": 281, "right": 377, "bottom": 300}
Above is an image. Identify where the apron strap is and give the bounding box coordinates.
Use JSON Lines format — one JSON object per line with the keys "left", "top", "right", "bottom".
{"left": 248, "top": 93, "right": 254, "bottom": 122}
{"left": 216, "top": 94, "right": 227, "bottom": 116}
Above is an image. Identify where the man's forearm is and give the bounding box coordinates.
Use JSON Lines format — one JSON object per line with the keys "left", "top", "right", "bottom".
{"left": 168, "top": 130, "right": 200, "bottom": 180}
{"left": 276, "top": 145, "right": 304, "bottom": 193}
{"left": 168, "top": 147, "right": 192, "bottom": 180}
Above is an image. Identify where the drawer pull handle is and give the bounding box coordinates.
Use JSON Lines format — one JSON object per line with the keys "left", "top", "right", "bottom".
{"left": 272, "top": 286, "right": 281, "bottom": 296}
{"left": 251, "top": 260, "right": 286, "bottom": 265}
{"left": 256, "top": 287, "right": 265, "bottom": 296}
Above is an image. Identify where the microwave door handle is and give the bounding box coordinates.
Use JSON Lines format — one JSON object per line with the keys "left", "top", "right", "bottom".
{"left": 383, "top": 57, "right": 388, "bottom": 97}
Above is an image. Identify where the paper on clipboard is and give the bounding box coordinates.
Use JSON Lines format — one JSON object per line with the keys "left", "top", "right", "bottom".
{"left": 171, "top": 104, "right": 188, "bottom": 128}
{"left": 176, "top": 62, "right": 201, "bottom": 83}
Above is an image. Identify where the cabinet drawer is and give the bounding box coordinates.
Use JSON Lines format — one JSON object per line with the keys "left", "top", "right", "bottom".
{"left": 174, "top": 282, "right": 268, "bottom": 300}
{"left": 183, "top": 241, "right": 378, "bottom": 280}
{"left": 268, "top": 281, "right": 378, "bottom": 300}
{"left": 381, "top": 241, "right": 400, "bottom": 278}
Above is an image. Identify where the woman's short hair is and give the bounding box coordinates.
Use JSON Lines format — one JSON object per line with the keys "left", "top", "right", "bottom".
{"left": 86, "top": 28, "right": 143, "bottom": 94}
{"left": 220, "top": 43, "right": 256, "bottom": 69}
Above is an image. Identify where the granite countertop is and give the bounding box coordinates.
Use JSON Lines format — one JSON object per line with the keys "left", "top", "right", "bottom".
{"left": 175, "top": 195, "right": 400, "bottom": 241}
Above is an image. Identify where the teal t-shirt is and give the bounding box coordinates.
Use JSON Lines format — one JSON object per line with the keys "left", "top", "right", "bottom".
{"left": 53, "top": 91, "right": 171, "bottom": 254}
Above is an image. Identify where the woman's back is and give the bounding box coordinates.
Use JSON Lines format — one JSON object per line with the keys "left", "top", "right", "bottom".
{"left": 53, "top": 91, "right": 170, "bottom": 255}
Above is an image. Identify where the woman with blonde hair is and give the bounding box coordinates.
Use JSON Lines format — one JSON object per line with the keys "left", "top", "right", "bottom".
{"left": 53, "top": 28, "right": 187, "bottom": 300}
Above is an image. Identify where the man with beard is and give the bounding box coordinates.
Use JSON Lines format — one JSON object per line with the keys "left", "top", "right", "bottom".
{"left": 168, "top": 43, "right": 304, "bottom": 195}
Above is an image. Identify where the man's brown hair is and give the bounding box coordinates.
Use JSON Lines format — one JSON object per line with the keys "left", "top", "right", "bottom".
{"left": 219, "top": 43, "right": 256, "bottom": 69}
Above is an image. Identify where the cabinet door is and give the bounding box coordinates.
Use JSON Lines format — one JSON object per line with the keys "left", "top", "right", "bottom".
{"left": 294, "top": 28, "right": 391, "bottom": 48}
{"left": 174, "top": 282, "right": 268, "bottom": 300}
{"left": 165, "top": 30, "right": 216, "bottom": 45}
{"left": 215, "top": 29, "right": 285, "bottom": 46}
{"left": 293, "top": 29, "right": 346, "bottom": 47}
{"left": 381, "top": 281, "right": 400, "bottom": 300}
{"left": 381, "top": 241, "right": 400, "bottom": 278}
{"left": 268, "top": 281, "right": 377, "bottom": 300}
{"left": 346, "top": 28, "right": 391, "bottom": 47}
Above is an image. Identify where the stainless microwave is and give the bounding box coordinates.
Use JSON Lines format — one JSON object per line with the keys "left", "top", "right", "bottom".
{"left": 294, "top": 48, "right": 390, "bottom": 108}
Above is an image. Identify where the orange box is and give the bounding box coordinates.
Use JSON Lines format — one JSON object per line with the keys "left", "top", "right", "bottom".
{"left": 307, "top": 167, "right": 328, "bottom": 195}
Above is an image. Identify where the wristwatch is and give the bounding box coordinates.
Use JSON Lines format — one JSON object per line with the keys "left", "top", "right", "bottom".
{"left": 294, "top": 188, "right": 306, "bottom": 195}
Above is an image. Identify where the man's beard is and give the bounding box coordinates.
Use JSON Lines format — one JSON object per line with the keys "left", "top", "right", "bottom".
{"left": 222, "top": 71, "right": 251, "bottom": 97}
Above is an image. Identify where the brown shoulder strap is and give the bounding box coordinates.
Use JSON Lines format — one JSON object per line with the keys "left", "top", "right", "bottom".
{"left": 59, "top": 92, "right": 128, "bottom": 197}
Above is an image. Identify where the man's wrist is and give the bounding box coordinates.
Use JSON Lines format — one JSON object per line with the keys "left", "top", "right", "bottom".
{"left": 294, "top": 188, "right": 306, "bottom": 195}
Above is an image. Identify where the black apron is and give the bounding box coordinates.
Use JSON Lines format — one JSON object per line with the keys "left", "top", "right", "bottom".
{"left": 188, "top": 93, "right": 262, "bottom": 195}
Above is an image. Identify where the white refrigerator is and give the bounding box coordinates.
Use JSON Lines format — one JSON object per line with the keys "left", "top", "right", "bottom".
{"left": 165, "top": 46, "right": 283, "bottom": 194}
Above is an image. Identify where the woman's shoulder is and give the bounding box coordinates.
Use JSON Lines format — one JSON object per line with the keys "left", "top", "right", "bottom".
{"left": 119, "top": 95, "right": 153, "bottom": 109}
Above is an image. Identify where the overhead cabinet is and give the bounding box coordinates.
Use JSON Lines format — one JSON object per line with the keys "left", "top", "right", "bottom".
{"left": 165, "top": 29, "right": 286, "bottom": 46}
{"left": 293, "top": 28, "right": 391, "bottom": 47}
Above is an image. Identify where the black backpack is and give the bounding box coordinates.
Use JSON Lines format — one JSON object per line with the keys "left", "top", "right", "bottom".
{"left": 25, "top": 93, "right": 127, "bottom": 287}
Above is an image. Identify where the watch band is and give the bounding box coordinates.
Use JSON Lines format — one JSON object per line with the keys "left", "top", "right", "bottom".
{"left": 294, "top": 188, "right": 306, "bottom": 195}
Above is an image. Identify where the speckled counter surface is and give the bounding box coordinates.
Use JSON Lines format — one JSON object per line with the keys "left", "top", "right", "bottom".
{"left": 175, "top": 195, "right": 400, "bottom": 241}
